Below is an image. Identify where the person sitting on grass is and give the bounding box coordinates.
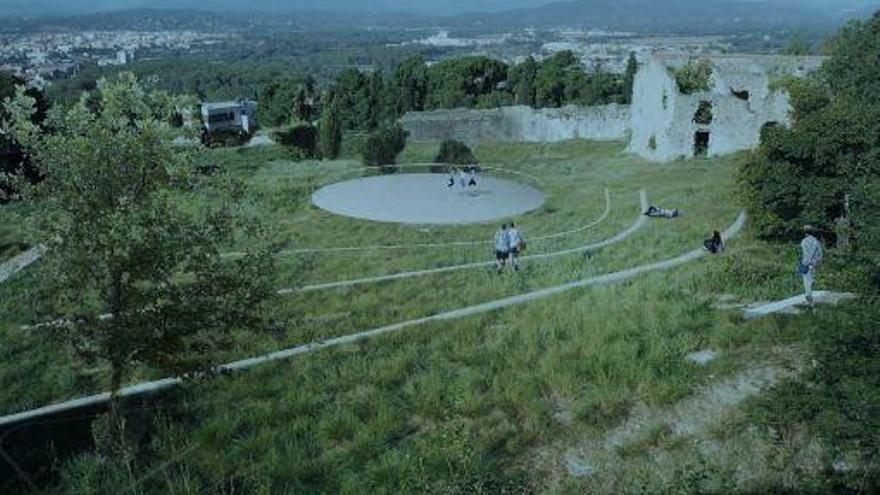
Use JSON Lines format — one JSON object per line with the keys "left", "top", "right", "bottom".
{"left": 703, "top": 230, "right": 724, "bottom": 254}
{"left": 494, "top": 224, "right": 510, "bottom": 273}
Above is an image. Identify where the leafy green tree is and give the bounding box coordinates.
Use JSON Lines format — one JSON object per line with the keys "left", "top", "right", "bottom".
{"left": 739, "top": 13, "right": 880, "bottom": 286}
{"left": 1, "top": 74, "right": 277, "bottom": 442}
{"left": 0, "top": 71, "right": 49, "bottom": 201}
{"left": 622, "top": 52, "right": 638, "bottom": 104}
{"left": 319, "top": 93, "right": 343, "bottom": 160}
{"left": 672, "top": 58, "right": 713, "bottom": 94}
{"left": 334, "top": 68, "right": 371, "bottom": 130}
{"left": 294, "top": 86, "right": 314, "bottom": 122}
{"left": 259, "top": 77, "right": 305, "bottom": 127}
{"left": 535, "top": 51, "right": 581, "bottom": 108}
{"left": 425, "top": 56, "right": 508, "bottom": 110}
{"left": 510, "top": 56, "right": 538, "bottom": 107}
{"left": 362, "top": 123, "right": 407, "bottom": 167}
{"left": 365, "top": 71, "right": 386, "bottom": 131}
{"left": 390, "top": 55, "right": 428, "bottom": 116}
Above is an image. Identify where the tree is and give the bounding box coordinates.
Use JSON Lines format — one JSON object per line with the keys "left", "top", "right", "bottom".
{"left": 364, "top": 71, "right": 386, "bottom": 131}
{"left": 535, "top": 51, "right": 582, "bottom": 108}
{"left": 319, "top": 92, "right": 342, "bottom": 160}
{"left": 258, "top": 77, "right": 305, "bottom": 127}
{"left": 738, "top": 13, "right": 880, "bottom": 287}
{"left": 510, "top": 56, "right": 538, "bottom": 107}
{"left": 672, "top": 58, "right": 713, "bottom": 95}
{"left": 0, "top": 71, "right": 49, "bottom": 201}
{"left": 2, "top": 74, "right": 277, "bottom": 446}
{"left": 294, "top": 86, "right": 314, "bottom": 122}
{"left": 390, "top": 55, "right": 428, "bottom": 116}
{"left": 362, "top": 123, "right": 407, "bottom": 167}
{"left": 622, "top": 52, "right": 638, "bottom": 104}
{"left": 274, "top": 122, "right": 318, "bottom": 160}
{"left": 424, "top": 56, "right": 508, "bottom": 110}
{"left": 435, "top": 139, "right": 478, "bottom": 165}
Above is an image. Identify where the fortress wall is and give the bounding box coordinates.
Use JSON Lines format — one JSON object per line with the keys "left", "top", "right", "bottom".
{"left": 401, "top": 104, "right": 631, "bottom": 143}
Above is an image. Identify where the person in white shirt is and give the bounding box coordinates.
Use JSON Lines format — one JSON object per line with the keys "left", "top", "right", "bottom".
{"left": 800, "top": 226, "right": 823, "bottom": 306}
{"left": 468, "top": 168, "right": 477, "bottom": 187}
{"left": 507, "top": 222, "right": 525, "bottom": 271}
{"left": 458, "top": 169, "right": 468, "bottom": 189}
{"left": 494, "top": 224, "right": 510, "bottom": 272}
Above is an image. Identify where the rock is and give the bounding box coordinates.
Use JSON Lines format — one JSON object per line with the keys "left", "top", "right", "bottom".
{"left": 687, "top": 349, "right": 717, "bottom": 366}
{"left": 565, "top": 453, "right": 595, "bottom": 478}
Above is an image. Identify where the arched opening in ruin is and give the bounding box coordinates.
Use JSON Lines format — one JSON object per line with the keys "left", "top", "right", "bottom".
{"left": 731, "top": 88, "right": 750, "bottom": 101}
{"left": 694, "top": 131, "right": 710, "bottom": 157}
{"left": 693, "top": 101, "right": 713, "bottom": 125}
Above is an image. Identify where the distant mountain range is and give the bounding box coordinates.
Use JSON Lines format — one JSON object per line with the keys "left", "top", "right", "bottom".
{"left": 443, "top": 0, "right": 880, "bottom": 32}
{"left": 2, "top": 0, "right": 878, "bottom": 33}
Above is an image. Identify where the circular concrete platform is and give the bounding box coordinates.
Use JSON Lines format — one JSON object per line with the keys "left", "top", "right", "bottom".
{"left": 312, "top": 173, "right": 545, "bottom": 225}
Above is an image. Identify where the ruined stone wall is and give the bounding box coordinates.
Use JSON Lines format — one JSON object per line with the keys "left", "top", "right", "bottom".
{"left": 628, "top": 55, "right": 807, "bottom": 162}
{"left": 401, "top": 104, "right": 631, "bottom": 143}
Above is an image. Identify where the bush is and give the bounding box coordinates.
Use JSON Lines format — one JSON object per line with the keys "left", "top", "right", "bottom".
{"left": 362, "top": 124, "right": 407, "bottom": 167}
{"left": 672, "top": 59, "right": 712, "bottom": 95}
{"left": 434, "top": 139, "right": 478, "bottom": 167}
{"left": 274, "top": 122, "right": 317, "bottom": 160}
{"left": 200, "top": 128, "right": 251, "bottom": 148}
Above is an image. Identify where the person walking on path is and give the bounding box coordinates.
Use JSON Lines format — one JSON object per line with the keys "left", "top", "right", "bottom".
{"left": 507, "top": 222, "right": 525, "bottom": 271}
{"left": 494, "top": 224, "right": 510, "bottom": 273}
{"left": 800, "top": 226, "right": 823, "bottom": 306}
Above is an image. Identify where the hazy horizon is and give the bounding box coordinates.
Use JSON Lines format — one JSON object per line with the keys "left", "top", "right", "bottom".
{"left": 1, "top": 0, "right": 875, "bottom": 18}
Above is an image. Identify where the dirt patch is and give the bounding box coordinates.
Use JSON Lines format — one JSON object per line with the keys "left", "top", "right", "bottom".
{"left": 532, "top": 351, "right": 805, "bottom": 491}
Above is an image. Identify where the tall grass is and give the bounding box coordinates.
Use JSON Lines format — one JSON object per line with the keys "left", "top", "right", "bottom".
{"left": 1, "top": 139, "right": 870, "bottom": 493}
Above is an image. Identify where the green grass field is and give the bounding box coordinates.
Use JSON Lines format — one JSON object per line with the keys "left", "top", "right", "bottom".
{"left": 1, "top": 139, "right": 874, "bottom": 493}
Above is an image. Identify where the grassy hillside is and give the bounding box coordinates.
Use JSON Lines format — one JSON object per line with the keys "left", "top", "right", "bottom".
{"left": 0, "top": 139, "right": 874, "bottom": 493}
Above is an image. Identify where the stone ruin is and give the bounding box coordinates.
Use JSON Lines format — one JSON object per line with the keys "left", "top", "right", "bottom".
{"left": 627, "top": 54, "right": 825, "bottom": 161}
{"left": 400, "top": 54, "right": 825, "bottom": 163}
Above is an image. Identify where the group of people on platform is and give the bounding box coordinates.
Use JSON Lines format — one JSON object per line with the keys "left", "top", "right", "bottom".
{"left": 447, "top": 167, "right": 479, "bottom": 190}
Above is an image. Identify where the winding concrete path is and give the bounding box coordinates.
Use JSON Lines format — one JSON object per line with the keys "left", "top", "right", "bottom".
{"left": 0, "top": 245, "right": 46, "bottom": 285}
{"left": 282, "top": 190, "right": 646, "bottom": 294}
{"left": 235, "top": 188, "right": 612, "bottom": 256}
{"left": 0, "top": 209, "right": 746, "bottom": 429}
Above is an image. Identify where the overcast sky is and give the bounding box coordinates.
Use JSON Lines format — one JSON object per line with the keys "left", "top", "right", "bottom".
{"left": 0, "top": 0, "right": 874, "bottom": 17}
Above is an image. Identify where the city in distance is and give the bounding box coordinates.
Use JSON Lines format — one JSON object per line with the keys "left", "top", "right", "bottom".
{"left": 0, "top": 0, "right": 879, "bottom": 494}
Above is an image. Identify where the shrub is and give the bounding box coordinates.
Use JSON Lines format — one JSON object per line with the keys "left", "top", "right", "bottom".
{"left": 435, "top": 139, "right": 478, "bottom": 166}
{"left": 274, "top": 122, "right": 317, "bottom": 160}
{"left": 362, "top": 124, "right": 407, "bottom": 167}
{"left": 672, "top": 59, "right": 713, "bottom": 95}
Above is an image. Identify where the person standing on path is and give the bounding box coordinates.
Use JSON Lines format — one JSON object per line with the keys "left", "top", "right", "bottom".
{"left": 800, "top": 226, "right": 823, "bottom": 306}
{"left": 507, "top": 222, "right": 525, "bottom": 271}
{"left": 494, "top": 224, "right": 510, "bottom": 273}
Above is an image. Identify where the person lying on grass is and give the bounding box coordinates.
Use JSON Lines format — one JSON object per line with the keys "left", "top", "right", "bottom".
{"left": 644, "top": 205, "right": 680, "bottom": 218}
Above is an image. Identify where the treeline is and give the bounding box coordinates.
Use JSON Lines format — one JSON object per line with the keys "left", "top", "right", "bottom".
{"left": 259, "top": 50, "right": 636, "bottom": 133}
{"left": 739, "top": 13, "right": 880, "bottom": 285}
